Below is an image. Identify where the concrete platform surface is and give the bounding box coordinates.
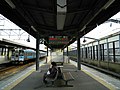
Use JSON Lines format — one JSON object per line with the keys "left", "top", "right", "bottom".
{"left": 11, "top": 63, "right": 109, "bottom": 90}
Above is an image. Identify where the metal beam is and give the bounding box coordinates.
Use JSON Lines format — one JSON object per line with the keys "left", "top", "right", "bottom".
{"left": 36, "top": 33, "right": 40, "bottom": 71}
{"left": 5, "top": 0, "right": 16, "bottom": 9}
{"left": 77, "top": 37, "right": 81, "bottom": 70}
{"left": 23, "top": 4, "right": 55, "bottom": 14}
{"left": 75, "top": 0, "right": 116, "bottom": 38}
{"left": 57, "top": 0, "right": 66, "bottom": 30}
{"left": 84, "top": 36, "right": 99, "bottom": 41}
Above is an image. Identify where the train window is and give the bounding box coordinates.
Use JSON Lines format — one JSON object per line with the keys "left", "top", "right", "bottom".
{"left": 24, "top": 52, "right": 27, "bottom": 57}
{"left": 16, "top": 54, "right": 18, "bottom": 57}
{"left": 15, "top": 50, "right": 19, "bottom": 55}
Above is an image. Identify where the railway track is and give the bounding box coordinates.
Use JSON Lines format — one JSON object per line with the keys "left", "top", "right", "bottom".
{"left": 0, "top": 57, "right": 46, "bottom": 80}
{"left": 0, "top": 62, "right": 12, "bottom": 69}
{"left": 0, "top": 62, "right": 35, "bottom": 80}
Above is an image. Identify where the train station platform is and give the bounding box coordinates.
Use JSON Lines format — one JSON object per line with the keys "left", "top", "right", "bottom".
{"left": 0, "top": 56, "right": 10, "bottom": 64}
{"left": 0, "top": 56, "right": 120, "bottom": 90}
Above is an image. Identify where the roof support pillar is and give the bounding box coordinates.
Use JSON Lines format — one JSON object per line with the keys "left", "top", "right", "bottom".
{"left": 47, "top": 47, "right": 48, "bottom": 56}
{"left": 46, "top": 47, "right": 48, "bottom": 63}
{"left": 36, "top": 33, "right": 40, "bottom": 71}
{"left": 67, "top": 46, "right": 68, "bottom": 56}
{"left": 1, "top": 48, "right": 4, "bottom": 56}
{"left": 106, "top": 38, "right": 110, "bottom": 70}
{"left": 66, "top": 46, "right": 70, "bottom": 63}
{"left": 63, "top": 49, "right": 65, "bottom": 63}
{"left": 7, "top": 48, "right": 10, "bottom": 60}
{"left": 77, "top": 37, "right": 81, "bottom": 70}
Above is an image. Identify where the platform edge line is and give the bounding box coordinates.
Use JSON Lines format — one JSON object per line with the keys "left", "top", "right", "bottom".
{"left": 81, "top": 68, "right": 117, "bottom": 90}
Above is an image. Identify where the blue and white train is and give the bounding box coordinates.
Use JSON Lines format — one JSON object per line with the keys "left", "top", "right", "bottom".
{"left": 11, "top": 48, "right": 46, "bottom": 64}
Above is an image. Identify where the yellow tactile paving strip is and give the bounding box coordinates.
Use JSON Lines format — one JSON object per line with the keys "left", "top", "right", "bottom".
{"left": 81, "top": 69, "right": 116, "bottom": 90}
{"left": 2, "top": 68, "right": 35, "bottom": 90}
{"left": 2, "top": 57, "right": 51, "bottom": 90}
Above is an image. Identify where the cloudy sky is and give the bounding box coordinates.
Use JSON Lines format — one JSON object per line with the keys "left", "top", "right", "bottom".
{"left": 0, "top": 14, "right": 38, "bottom": 49}
{"left": 71, "top": 11, "right": 120, "bottom": 47}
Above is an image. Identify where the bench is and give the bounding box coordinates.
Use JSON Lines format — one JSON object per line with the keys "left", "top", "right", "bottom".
{"left": 45, "top": 70, "right": 58, "bottom": 86}
{"left": 62, "top": 72, "right": 74, "bottom": 87}
{"left": 57, "top": 66, "right": 63, "bottom": 79}
{"left": 56, "top": 62, "right": 63, "bottom": 66}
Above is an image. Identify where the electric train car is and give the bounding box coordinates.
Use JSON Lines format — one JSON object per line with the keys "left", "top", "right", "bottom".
{"left": 11, "top": 49, "right": 46, "bottom": 64}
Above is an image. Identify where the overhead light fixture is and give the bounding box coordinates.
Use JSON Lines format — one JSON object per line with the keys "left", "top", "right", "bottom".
{"left": 26, "top": 35, "right": 30, "bottom": 42}
{"left": 96, "top": 23, "right": 98, "bottom": 27}
{"left": 110, "top": 23, "right": 112, "bottom": 27}
{"left": 31, "top": 26, "right": 37, "bottom": 32}
{"left": 83, "top": 29, "right": 86, "bottom": 43}
{"left": 81, "top": 26, "right": 86, "bottom": 32}
{"left": 5, "top": 0, "right": 16, "bottom": 9}
{"left": 40, "top": 38, "right": 44, "bottom": 44}
{"left": 83, "top": 38, "right": 86, "bottom": 43}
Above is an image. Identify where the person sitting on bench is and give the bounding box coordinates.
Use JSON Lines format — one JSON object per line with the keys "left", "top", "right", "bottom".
{"left": 43, "top": 62, "right": 57, "bottom": 84}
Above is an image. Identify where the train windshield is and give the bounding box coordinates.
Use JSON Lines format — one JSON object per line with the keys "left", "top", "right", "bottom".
{"left": 19, "top": 50, "right": 24, "bottom": 56}
{"left": 11, "top": 50, "right": 15, "bottom": 55}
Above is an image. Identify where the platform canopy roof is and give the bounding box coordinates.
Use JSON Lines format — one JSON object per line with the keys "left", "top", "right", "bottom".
{"left": 0, "top": 0, "right": 120, "bottom": 50}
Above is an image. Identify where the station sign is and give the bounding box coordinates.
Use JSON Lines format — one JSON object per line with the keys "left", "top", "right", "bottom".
{"left": 49, "top": 36, "right": 68, "bottom": 45}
